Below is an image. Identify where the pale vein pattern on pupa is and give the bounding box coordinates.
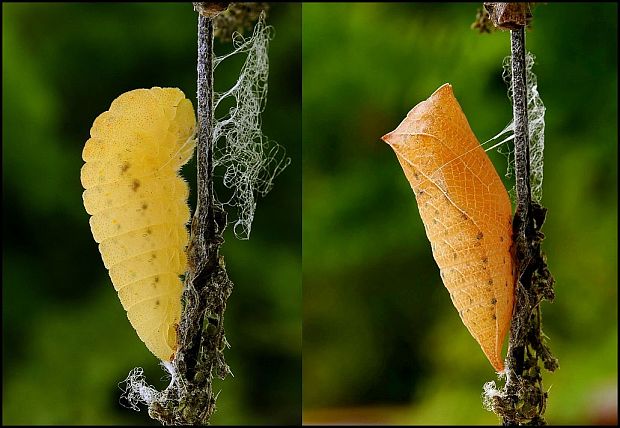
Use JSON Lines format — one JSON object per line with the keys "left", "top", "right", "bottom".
{"left": 382, "top": 83, "right": 515, "bottom": 371}
{"left": 81, "top": 87, "right": 195, "bottom": 361}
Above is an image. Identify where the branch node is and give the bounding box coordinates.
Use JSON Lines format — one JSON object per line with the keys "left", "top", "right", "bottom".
{"left": 193, "top": 2, "right": 231, "bottom": 18}
{"left": 483, "top": 2, "right": 532, "bottom": 30}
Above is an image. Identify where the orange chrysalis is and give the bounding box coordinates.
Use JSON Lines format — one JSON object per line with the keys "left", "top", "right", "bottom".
{"left": 382, "top": 83, "right": 515, "bottom": 371}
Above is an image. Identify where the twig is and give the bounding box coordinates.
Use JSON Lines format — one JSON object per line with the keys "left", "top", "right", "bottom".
{"left": 143, "top": 4, "right": 234, "bottom": 425}
{"left": 480, "top": 3, "right": 557, "bottom": 425}
{"left": 173, "top": 4, "right": 234, "bottom": 423}
{"left": 504, "top": 25, "right": 533, "bottom": 426}
{"left": 510, "top": 27, "right": 531, "bottom": 245}
{"left": 508, "top": 26, "right": 531, "bottom": 392}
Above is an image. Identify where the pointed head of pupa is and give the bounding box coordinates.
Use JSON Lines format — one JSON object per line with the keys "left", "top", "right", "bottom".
{"left": 381, "top": 83, "right": 454, "bottom": 148}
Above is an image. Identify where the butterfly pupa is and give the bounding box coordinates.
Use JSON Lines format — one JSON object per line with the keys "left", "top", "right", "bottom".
{"left": 382, "top": 83, "right": 515, "bottom": 372}
{"left": 81, "top": 87, "right": 196, "bottom": 361}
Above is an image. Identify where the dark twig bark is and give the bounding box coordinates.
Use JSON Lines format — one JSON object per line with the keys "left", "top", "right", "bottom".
{"left": 508, "top": 26, "right": 530, "bottom": 384}
{"left": 511, "top": 27, "right": 531, "bottom": 242}
{"left": 172, "top": 6, "right": 233, "bottom": 424}
{"left": 481, "top": 4, "right": 557, "bottom": 426}
{"left": 144, "top": 4, "right": 234, "bottom": 425}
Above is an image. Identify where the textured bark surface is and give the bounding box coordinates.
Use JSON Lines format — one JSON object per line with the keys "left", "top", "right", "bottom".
{"left": 172, "top": 12, "right": 233, "bottom": 424}
{"left": 480, "top": 8, "right": 558, "bottom": 425}
{"left": 383, "top": 83, "right": 515, "bottom": 372}
{"left": 493, "top": 26, "right": 557, "bottom": 427}
{"left": 145, "top": 12, "right": 234, "bottom": 426}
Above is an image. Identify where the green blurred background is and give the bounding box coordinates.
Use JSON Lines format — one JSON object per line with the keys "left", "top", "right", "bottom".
{"left": 2, "top": 3, "right": 300, "bottom": 425}
{"left": 302, "top": 2, "right": 617, "bottom": 425}
{"left": 3, "top": 2, "right": 618, "bottom": 426}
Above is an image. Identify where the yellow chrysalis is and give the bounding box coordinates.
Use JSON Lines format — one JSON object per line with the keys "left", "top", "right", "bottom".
{"left": 81, "top": 87, "right": 196, "bottom": 361}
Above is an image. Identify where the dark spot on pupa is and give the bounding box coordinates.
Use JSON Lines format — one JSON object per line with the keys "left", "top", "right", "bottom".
{"left": 146, "top": 228, "right": 152, "bottom": 235}
{"left": 462, "top": 213, "right": 469, "bottom": 220}
{"left": 121, "top": 162, "right": 130, "bottom": 173}
{"left": 453, "top": 252, "right": 458, "bottom": 260}
{"left": 131, "top": 179, "right": 140, "bottom": 192}
{"left": 142, "top": 203, "right": 148, "bottom": 210}
{"left": 500, "top": 236, "right": 504, "bottom": 242}
{"left": 492, "top": 314, "right": 497, "bottom": 320}
{"left": 434, "top": 210, "right": 439, "bottom": 216}
{"left": 503, "top": 257, "right": 506, "bottom": 264}
{"left": 155, "top": 299, "right": 160, "bottom": 306}
{"left": 432, "top": 218, "right": 437, "bottom": 224}
{"left": 116, "top": 224, "right": 121, "bottom": 230}
{"left": 150, "top": 252, "right": 157, "bottom": 260}
{"left": 476, "top": 231, "right": 484, "bottom": 240}
{"left": 505, "top": 281, "right": 508, "bottom": 287}
{"left": 488, "top": 279, "right": 494, "bottom": 285}
{"left": 414, "top": 172, "right": 419, "bottom": 179}
{"left": 482, "top": 257, "right": 488, "bottom": 264}
{"left": 469, "top": 296, "right": 473, "bottom": 303}
{"left": 491, "top": 298, "right": 497, "bottom": 305}
{"left": 154, "top": 276, "right": 159, "bottom": 283}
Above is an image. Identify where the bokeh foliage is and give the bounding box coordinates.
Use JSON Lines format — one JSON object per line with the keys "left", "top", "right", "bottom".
{"left": 302, "top": 3, "right": 617, "bottom": 425}
{"left": 2, "top": 3, "right": 301, "bottom": 425}
{"left": 2, "top": 2, "right": 618, "bottom": 426}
